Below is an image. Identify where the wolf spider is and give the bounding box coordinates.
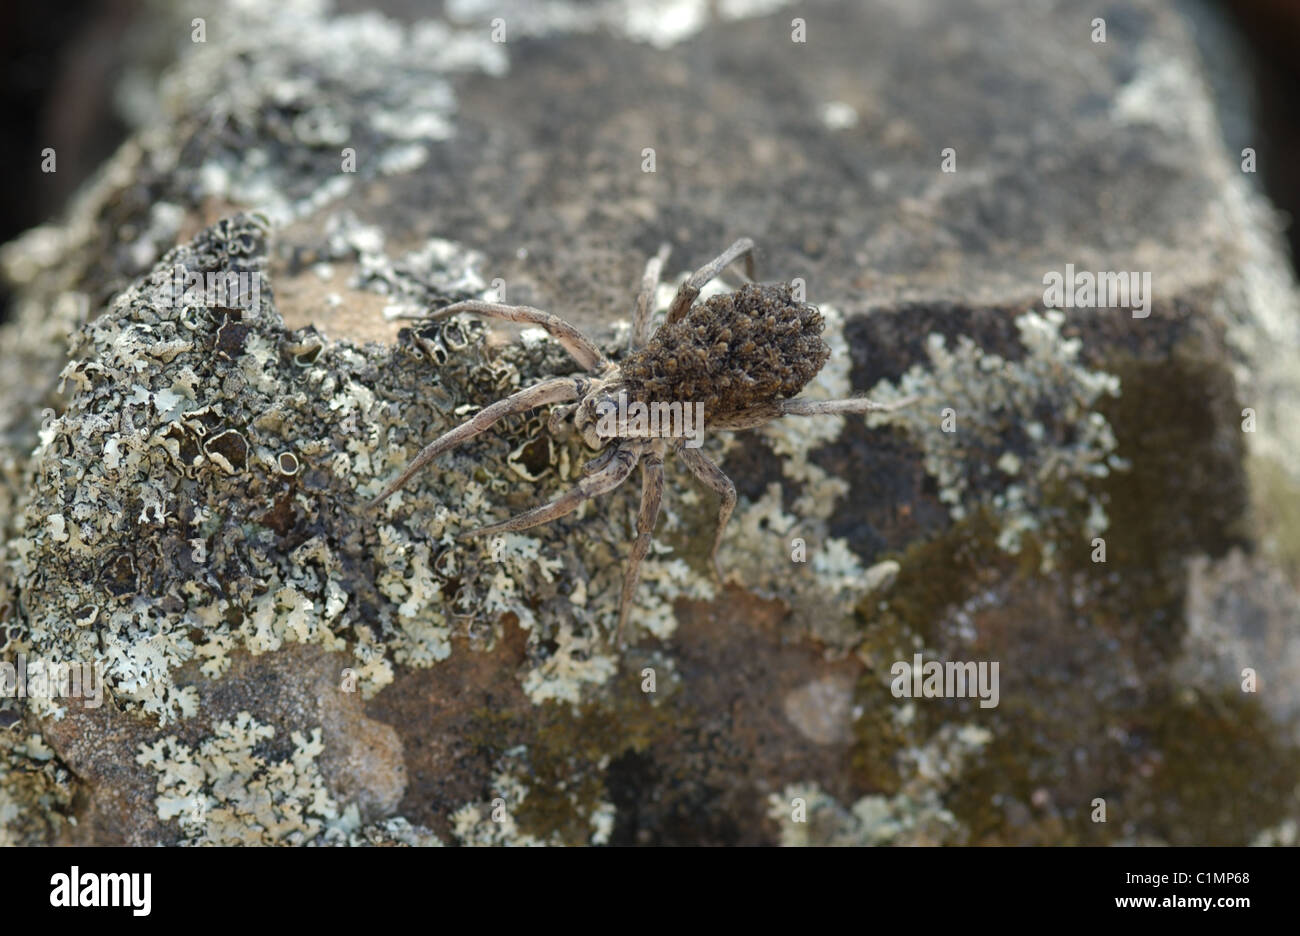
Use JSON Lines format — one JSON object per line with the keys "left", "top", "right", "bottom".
{"left": 370, "top": 239, "right": 911, "bottom": 642}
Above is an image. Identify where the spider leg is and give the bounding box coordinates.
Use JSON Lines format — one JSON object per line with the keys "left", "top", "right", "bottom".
{"left": 630, "top": 243, "right": 671, "bottom": 352}
{"left": 677, "top": 443, "right": 736, "bottom": 583}
{"left": 707, "top": 402, "right": 782, "bottom": 431}
{"left": 458, "top": 440, "right": 645, "bottom": 538}
{"left": 616, "top": 440, "right": 666, "bottom": 644}
{"left": 546, "top": 402, "right": 577, "bottom": 439}
{"left": 708, "top": 395, "right": 919, "bottom": 431}
{"left": 779, "top": 396, "right": 919, "bottom": 417}
{"left": 665, "top": 237, "right": 756, "bottom": 326}
{"left": 419, "top": 300, "right": 608, "bottom": 372}
{"left": 581, "top": 445, "right": 619, "bottom": 476}
{"left": 369, "top": 377, "right": 581, "bottom": 507}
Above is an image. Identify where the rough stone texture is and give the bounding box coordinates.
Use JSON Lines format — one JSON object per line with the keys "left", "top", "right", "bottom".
{"left": 1, "top": 0, "right": 1298, "bottom": 845}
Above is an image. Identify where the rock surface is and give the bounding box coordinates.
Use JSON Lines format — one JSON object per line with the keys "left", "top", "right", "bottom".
{"left": 1, "top": 0, "right": 1298, "bottom": 845}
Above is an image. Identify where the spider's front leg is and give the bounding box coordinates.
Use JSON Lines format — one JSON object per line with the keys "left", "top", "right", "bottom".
{"left": 369, "top": 376, "right": 581, "bottom": 507}
{"left": 665, "top": 237, "right": 756, "bottom": 325}
{"left": 546, "top": 402, "right": 578, "bottom": 440}
{"left": 413, "top": 300, "right": 609, "bottom": 373}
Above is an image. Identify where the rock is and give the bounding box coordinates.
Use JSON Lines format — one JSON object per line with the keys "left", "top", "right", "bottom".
{"left": 1, "top": 0, "right": 1298, "bottom": 845}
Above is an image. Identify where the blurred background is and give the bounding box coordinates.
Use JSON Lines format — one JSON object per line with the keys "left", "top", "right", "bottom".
{"left": 3, "top": 0, "right": 1300, "bottom": 324}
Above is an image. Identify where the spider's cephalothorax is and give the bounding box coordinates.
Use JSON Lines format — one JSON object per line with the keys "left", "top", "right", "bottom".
{"left": 370, "top": 240, "right": 911, "bottom": 643}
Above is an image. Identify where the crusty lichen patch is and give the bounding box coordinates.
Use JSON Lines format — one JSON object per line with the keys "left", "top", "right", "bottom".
{"left": 135, "top": 706, "right": 440, "bottom": 847}
{"left": 2, "top": 211, "right": 743, "bottom": 841}
{"left": 136, "top": 712, "right": 338, "bottom": 845}
{"left": 7, "top": 213, "right": 694, "bottom": 736}
{"left": 767, "top": 722, "right": 992, "bottom": 846}
{"left": 450, "top": 766, "right": 615, "bottom": 847}
{"left": 701, "top": 301, "right": 929, "bottom": 646}
{"left": 866, "top": 309, "right": 1125, "bottom": 567}
{"left": 1, "top": 0, "right": 1295, "bottom": 851}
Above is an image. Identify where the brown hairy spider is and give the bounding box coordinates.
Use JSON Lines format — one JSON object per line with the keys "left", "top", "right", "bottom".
{"left": 370, "top": 239, "right": 911, "bottom": 642}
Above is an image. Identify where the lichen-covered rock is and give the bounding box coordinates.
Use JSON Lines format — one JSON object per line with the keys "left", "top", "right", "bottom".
{"left": 1, "top": 0, "right": 1299, "bottom": 845}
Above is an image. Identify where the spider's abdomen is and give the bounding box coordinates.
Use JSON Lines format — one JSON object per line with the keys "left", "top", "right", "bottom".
{"left": 622, "top": 283, "right": 830, "bottom": 417}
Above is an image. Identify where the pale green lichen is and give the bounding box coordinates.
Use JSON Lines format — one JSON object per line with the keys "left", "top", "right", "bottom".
{"left": 138, "top": 710, "right": 440, "bottom": 846}
{"left": 521, "top": 623, "right": 619, "bottom": 706}
{"left": 323, "top": 814, "right": 444, "bottom": 847}
{"left": 867, "top": 309, "right": 1125, "bottom": 566}
{"left": 700, "top": 303, "right": 895, "bottom": 645}
{"left": 1252, "top": 819, "right": 1298, "bottom": 847}
{"left": 717, "top": 482, "right": 874, "bottom": 645}
{"left": 450, "top": 764, "right": 615, "bottom": 846}
{"left": 625, "top": 556, "right": 716, "bottom": 641}
{"left": 136, "top": 706, "right": 436, "bottom": 846}
{"left": 136, "top": 712, "right": 339, "bottom": 845}
{"left": 766, "top": 722, "right": 992, "bottom": 846}
{"left": 324, "top": 211, "right": 491, "bottom": 320}
{"left": 8, "top": 211, "right": 662, "bottom": 731}
{"left": 451, "top": 770, "right": 551, "bottom": 847}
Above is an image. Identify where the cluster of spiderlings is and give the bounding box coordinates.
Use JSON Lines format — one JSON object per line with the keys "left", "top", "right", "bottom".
{"left": 622, "top": 283, "right": 830, "bottom": 416}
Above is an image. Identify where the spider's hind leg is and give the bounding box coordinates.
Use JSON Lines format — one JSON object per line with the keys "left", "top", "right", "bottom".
{"left": 665, "top": 238, "right": 757, "bottom": 325}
